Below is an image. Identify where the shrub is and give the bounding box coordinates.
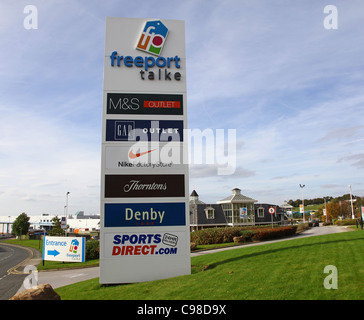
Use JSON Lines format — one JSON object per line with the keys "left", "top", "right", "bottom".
{"left": 296, "top": 223, "right": 311, "bottom": 232}
{"left": 252, "top": 226, "right": 297, "bottom": 241}
{"left": 85, "top": 240, "right": 99, "bottom": 260}
{"left": 190, "top": 226, "right": 298, "bottom": 245}
{"left": 233, "top": 230, "right": 257, "bottom": 243}
{"left": 190, "top": 227, "right": 243, "bottom": 245}
{"left": 239, "top": 229, "right": 257, "bottom": 241}
{"left": 335, "top": 219, "right": 357, "bottom": 226}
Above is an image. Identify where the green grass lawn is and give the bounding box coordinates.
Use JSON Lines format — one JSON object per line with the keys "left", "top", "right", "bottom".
{"left": 55, "top": 229, "right": 364, "bottom": 300}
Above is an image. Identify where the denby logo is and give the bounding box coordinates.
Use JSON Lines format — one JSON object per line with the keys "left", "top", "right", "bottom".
{"left": 104, "top": 202, "right": 186, "bottom": 227}
{"left": 136, "top": 20, "right": 168, "bottom": 56}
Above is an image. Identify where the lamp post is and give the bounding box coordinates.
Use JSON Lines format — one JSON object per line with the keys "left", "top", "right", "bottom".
{"left": 300, "top": 184, "right": 305, "bottom": 223}
{"left": 65, "top": 192, "right": 70, "bottom": 236}
{"left": 349, "top": 185, "right": 355, "bottom": 219}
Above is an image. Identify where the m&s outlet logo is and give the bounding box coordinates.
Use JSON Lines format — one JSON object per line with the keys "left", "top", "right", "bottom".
{"left": 136, "top": 20, "right": 168, "bottom": 56}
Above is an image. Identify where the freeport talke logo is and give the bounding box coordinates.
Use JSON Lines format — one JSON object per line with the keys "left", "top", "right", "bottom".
{"left": 136, "top": 20, "right": 168, "bottom": 56}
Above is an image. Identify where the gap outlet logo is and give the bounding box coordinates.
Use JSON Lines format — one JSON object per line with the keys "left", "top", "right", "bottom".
{"left": 105, "top": 119, "right": 184, "bottom": 142}
{"left": 136, "top": 20, "right": 168, "bottom": 56}
{"left": 104, "top": 202, "right": 186, "bottom": 227}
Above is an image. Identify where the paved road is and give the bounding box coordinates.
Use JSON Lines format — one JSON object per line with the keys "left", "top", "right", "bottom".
{"left": 25, "top": 266, "right": 100, "bottom": 293}
{"left": 0, "top": 243, "right": 30, "bottom": 300}
{"left": 11, "top": 225, "right": 353, "bottom": 297}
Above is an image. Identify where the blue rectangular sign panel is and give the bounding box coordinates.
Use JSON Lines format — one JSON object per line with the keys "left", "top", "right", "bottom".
{"left": 104, "top": 202, "right": 186, "bottom": 227}
{"left": 105, "top": 119, "right": 184, "bottom": 141}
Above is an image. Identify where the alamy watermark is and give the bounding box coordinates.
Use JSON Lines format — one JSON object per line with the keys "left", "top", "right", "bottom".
{"left": 323, "top": 5, "right": 338, "bottom": 30}
{"left": 23, "top": 265, "right": 38, "bottom": 290}
{"left": 323, "top": 265, "right": 338, "bottom": 290}
{"left": 23, "top": 5, "right": 38, "bottom": 30}
{"left": 123, "top": 126, "right": 237, "bottom": 176}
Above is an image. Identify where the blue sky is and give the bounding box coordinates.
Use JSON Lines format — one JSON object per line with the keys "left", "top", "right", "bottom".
{"left": 1, "top": 0, "right": 364, "bottom": 216}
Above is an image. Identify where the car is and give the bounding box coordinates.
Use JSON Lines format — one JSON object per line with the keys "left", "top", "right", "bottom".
{"left": 313, "top": 220, "right": 319, "bottom": 227}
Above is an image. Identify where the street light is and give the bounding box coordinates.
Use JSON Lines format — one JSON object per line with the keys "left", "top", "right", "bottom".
{"left": 300, "top": 184, "right": 305, "bottom": 223}
{"left": 349, "top": 185, "right": 355, "bottom": 219}
{"left": 65, "top": 192, "right": 70, "bottom": 236}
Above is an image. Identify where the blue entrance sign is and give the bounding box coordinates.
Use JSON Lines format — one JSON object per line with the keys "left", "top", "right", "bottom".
{"left": 43, "top": 236, "right": 85, "bottom": 262}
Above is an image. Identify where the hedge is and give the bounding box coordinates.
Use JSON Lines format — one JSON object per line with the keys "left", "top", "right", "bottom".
{"left": 190, "top": 226, "right": 297, "bottom": 245}
{"left": 335, "top": 219, "right": 357, "bottom": 226}
{"left": 85, "top": 240, "right": 99, "bottom": 260}
{"left": 190, "top": 227, "right": 244, "bottom": 245}
{"left": 252, "top": 226, "right": 297, "bottom": 241}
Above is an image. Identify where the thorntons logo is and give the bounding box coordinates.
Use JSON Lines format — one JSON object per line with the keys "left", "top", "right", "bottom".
{"left": 123, "top": 180, "right": 166, "bottom": 192}
{"left": 104, "top": 174, "right": 185, "bottom": 198}
{"left": 104, "top": 202, "right": 186, "bottom": 227}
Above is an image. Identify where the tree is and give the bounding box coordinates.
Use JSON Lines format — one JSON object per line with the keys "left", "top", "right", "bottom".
{"left": 324, "top": 201, "right": 351, "bottom": 221}
{"left": 12, "top": 212, "right": 30, "bottom": 237}
{"left": 48, "top": 216, "right": 64, "bottom": 236}
{"left": 316, "top": 204, "right": 325, "bottom": 221}
{"left": 355, "top": 197, "right": 363, "bottom": 218}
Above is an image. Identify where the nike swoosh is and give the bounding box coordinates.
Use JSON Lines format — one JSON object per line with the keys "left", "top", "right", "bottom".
{"left": 129, "top": 148, "right": 157, "bottom": 159}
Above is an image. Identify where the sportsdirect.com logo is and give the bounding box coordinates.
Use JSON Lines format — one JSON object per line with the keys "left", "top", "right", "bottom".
{"left": 136, "top": 20, "right": 168, "bottom": 56}
{"left": 111, "top": 233, "right": 179, "bottom": 256}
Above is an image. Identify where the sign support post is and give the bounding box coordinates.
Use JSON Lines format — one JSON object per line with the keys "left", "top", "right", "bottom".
{"left": 268, "top": 206, "right": 276, "bottom": 228}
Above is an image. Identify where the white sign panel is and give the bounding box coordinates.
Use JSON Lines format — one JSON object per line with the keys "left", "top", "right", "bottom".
{"left": 103, "top": 18, "right": 186, "bottom": 92}
{"left": 104, "top": 142, "right": 184, "bottom": 172}
{"left": 61, "top": 217, "right": 67, "bottom": 230}
{"left": 100, "top": 17, "right": 189, "bottom": 284}
{"left": 43, "top": 236, "right": 85, "bottom": 262}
